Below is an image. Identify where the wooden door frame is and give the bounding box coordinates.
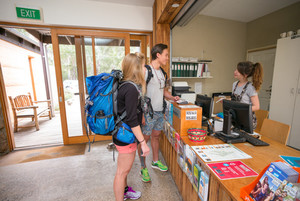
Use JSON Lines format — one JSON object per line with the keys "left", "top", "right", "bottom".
{"left": 246, "top": 45, "right": 276, "bottom": 59}
{"left": 51, "top": 28, "right": 131, "bottom": 144}
{"left": 130, "top": 34, "right": 153, "bottom": 64}
{"left": 130, "top": 35, "right": 147, "bottom": 55}
{"left": 74, "top": 36, "right": 87, "bottom": 136}
{"left": 0, "top": 63, "right": 15, "bottom": 151}
{"left": 0, "top": 21, "right": 152, "bottom": 149}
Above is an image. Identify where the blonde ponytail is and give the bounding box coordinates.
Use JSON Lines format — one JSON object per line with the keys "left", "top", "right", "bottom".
{"left": 121, "top": 53, "right": 146, "bottom": 95}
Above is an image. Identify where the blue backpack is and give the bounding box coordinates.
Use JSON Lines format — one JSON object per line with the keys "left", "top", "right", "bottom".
{"left": 85, "top": 70, "right": 153, "bottom": 153}
{"left": 85, "top": 70, "right": 122, "bottom": 135}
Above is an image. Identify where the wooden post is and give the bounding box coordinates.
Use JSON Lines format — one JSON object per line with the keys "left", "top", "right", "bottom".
{"left": 0, "top": 63, "right": 15, "bottom": 150}
{"left": 92, "top": 37, "right": 97, "bottom": 75}
{"left": 28, "top": 56, "right": 37, "bottom": 101}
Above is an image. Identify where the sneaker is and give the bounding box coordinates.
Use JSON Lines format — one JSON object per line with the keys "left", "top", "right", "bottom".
{"left": 151, "top": 160, "right": 168, "bottom": 172}
{"left": 140, "top": 168, "right": 151, "bottom": 183}
{"left": 124, "top": 186, "right": 141, "bottom": 200}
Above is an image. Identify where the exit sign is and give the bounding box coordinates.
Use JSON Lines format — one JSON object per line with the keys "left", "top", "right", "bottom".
{"left": 16, "top": 6, "right": 42, "bottom": 21}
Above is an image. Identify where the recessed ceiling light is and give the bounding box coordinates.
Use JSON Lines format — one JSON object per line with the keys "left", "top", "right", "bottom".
{"left": 172, "top": 3, "right": 180, "bottom": 8}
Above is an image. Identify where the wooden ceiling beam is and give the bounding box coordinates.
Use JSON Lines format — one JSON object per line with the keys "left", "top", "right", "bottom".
{"left": 157, "top": 0, "right": 188, "bottom": 24}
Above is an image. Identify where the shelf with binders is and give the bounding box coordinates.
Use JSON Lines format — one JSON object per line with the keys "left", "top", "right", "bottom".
{"left": 171, "top": 61, "right": 212, "bottom": 78}
{"left": 173, "top": 76, "right": 213, "bottom": 79}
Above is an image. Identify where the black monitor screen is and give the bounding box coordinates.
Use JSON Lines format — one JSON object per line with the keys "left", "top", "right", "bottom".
{"left": 223, "top": 100, "right": 253, "bottom": 134}
{"left": 212, "top": 92, "right": 232, "bottom": 98}
{"left": 195, "top": 94, "right": 213, "bottom": 119}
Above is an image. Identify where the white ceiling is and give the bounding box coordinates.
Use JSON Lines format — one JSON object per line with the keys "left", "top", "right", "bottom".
{"left": 86, "top": 0, "right": 300, "bottom": 22}
{"left": 88, "top": 0, "right": 155, "bottom": 7}
{"left": 199, "top": 0, "right": 300, "bottom": 22}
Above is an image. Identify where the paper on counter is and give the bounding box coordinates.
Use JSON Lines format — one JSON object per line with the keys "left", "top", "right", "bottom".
{"left": 195, "top": 82, "right": 202, "bottom": 94}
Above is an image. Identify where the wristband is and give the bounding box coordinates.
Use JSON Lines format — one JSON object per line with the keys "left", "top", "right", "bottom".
{"left": 139, "top": 139, "right": 145, "bottom": 143}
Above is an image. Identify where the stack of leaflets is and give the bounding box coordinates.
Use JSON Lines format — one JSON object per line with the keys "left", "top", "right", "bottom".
{"left": 174, "top": 132, "right": 180, "bottom": 153}
{"left": 170, "top": 127, "right": 176, "bottom": 148}
{"left": 193, "top": 159, "right": 202, "bottom": 193}
{"left": 164, "top": 100, "right": 173, "bottom": 126}
{"left": 185, "top": 145, "right": 196, "bottom": 182}
{"left": 177, "top": 138, "right": 185, "bottom": 171}
{"left": 250, "top": 162, "right": 299, "bottom": 201}
{"left": 199, "top": 171, "right": 209, "bottom": 201}
{"left": 163, "top": 121, "right": 168, "bottom": 137}
{"left": 278, "top": 181, "right": 300, "bottom": 201}
{"left": 272, "top": 162, "right": 299, "bottom": 183}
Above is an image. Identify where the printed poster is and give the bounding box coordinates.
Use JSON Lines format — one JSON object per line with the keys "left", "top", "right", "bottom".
{"left": 208, "top": 161, "right": 258, "bottom": 180}
{"left": 192, "top": 144, "right": 252, "bottom": 162}
{"left": 280, "top": 155, "right": 300, "bottom": 168}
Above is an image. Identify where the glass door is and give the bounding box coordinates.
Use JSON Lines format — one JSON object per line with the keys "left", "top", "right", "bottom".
{"left": 51, "top": 29, "right": 130, "bottom": 144}
{"left": 130, "top": 34, "right": 151, "bottom": 64}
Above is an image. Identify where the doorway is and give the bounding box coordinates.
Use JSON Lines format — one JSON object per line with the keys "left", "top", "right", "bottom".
{"left": 247, "top": 47, "right": 276, "bottom": 111}
{"left": 0, "top": 27, "right": 63, "bottom": 149}
{"left": 51, "top": 29, "right": 151, "bottom": 145}
{"left": 0, "top": 25, "right": 151, "bottom": 150}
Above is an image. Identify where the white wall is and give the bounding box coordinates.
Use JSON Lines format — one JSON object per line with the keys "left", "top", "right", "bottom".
{"left": 172, "top": 15, "right": 247, "bottom": 96}
{"left": 0, "top": 0, "right": 153, "bottom": 31}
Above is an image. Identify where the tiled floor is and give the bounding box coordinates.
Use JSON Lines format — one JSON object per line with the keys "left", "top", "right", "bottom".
{"left": 0, "top": 141, "right": 183, "bottom": 201}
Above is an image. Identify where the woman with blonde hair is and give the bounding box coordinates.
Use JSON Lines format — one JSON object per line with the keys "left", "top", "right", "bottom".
{"left": 232, "top": 61, "right": 264, "bottom": 129}
{"left": 113, "top": 52, "right": 150, "bottom": 201}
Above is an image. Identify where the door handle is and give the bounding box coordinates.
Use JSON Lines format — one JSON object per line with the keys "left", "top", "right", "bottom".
{"left": 291, "top": 88, "right": 295, "bottom": 95}
{"left": 59, "top": 87, "right": 63, "bottom": 102}
{"left": 298, "top": 88, "right": 300, "bottom": 95}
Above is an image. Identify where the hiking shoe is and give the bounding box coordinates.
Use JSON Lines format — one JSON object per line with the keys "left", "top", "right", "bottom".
{"left": 151, "top": 160, "right": 168, "bottom": 171}
{"left": 124, "top": 186, "right": 141, "bottom": 200}
{"left": 140, "top": 168, "right": 151, "bottom": 183}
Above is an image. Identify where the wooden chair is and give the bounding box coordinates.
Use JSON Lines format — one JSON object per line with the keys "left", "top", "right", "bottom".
{"left": 254, "top": 109, "right": 269, "bottom": 133}
{"left": 8, "top": 93, "right": 52, "bottom": 132}
{"left": 260, "top": 119, "right": 290, "bottom": 145}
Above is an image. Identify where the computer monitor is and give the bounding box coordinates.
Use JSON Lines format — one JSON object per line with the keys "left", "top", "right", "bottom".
{"left": 222, "top": 99, "right": 253, "bottom": 136}
{"left": 212, "top": 92, "right": 232, "bottom": 98}
{"left": 195, "top": 94, "right": 213, "bottom": 135}
{"left": 195, "top": 94, "right": 213, "bottom": 120}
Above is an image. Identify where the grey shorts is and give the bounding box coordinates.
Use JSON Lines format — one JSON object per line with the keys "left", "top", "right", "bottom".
{"left": 142, "top": 111, "right": 165, "bottom": 136}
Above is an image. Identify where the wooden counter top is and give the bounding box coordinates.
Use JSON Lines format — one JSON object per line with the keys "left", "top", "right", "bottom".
{"left": 181, "top": 135, "right": 300, "bottom": 200}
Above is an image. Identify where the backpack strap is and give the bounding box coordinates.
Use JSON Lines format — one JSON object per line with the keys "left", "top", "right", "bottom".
{"left": 145, "top": 65, "right": 153, "bottom": 85}
{"left": 159, "top": 67, "right": 168, "bottom": 86}
{"left": 113, "top": 80, "right": 142, "bottom": 129}
{"left": 145, "top": 65, "right": 168, "bottom": 86}
{"left": 112, "top": 111, "right": 127, "bottom": 136}
{"left": 144, "top": 65, "right": 168, "bottom": 114}
{"left": 119, "top": 81, "right": 141, "bottom": 99}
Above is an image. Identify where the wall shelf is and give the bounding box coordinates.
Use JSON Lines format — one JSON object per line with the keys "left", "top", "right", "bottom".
{"left": 172, "top": 60, "right": 212, "bottom": 64}
{"left": 173, "top": 76, "right": 213, "bottom": 79}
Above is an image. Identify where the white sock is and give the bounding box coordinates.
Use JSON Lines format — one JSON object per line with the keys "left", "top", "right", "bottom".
{"left": 153, "top": 161, "right": 158, "bottom": 163}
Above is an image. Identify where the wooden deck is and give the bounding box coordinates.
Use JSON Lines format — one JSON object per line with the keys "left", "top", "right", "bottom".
{"left": 14, "top": 112, "right": 63, "bottom": 148}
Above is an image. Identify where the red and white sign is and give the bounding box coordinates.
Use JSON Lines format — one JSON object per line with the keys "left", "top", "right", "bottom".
{"left": 207, "top": 161, "right": 258, "bottom": 180}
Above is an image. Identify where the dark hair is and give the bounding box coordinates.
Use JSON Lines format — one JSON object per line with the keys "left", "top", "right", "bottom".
{"left": 151, "top": 43, "right": 168, "bottom": 60}
{"left": 237, "top": 61, "right": 263, "bottom": 91}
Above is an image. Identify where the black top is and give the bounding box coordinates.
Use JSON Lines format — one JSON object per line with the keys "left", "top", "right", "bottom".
{"left": 113, "top": 82, "right": 142, "bottom": 146}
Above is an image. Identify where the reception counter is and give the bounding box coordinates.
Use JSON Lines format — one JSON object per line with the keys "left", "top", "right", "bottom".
{"left": 159, "top": 131, "right": 300, "bottom": 201}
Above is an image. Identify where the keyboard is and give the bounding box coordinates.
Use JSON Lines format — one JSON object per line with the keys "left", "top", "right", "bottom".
{"left": 236, "top": 130, "right": 269, "bottom": 146}
{"left": 214, "top": 132, "right": 246, "bottom": 144}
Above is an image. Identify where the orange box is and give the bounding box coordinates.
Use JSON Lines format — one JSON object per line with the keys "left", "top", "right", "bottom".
{"left": 240, "top": 161, "right": 300, "bottom": 201}
{"left": 172, "top": 103, "right": 202, "bottom": 136}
